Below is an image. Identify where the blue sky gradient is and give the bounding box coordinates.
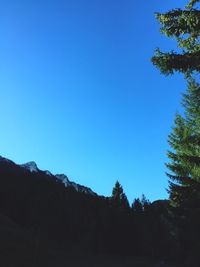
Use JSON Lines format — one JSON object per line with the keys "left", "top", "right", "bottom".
{"left": 0, "top": 0, "right": 188, "bottom": 202}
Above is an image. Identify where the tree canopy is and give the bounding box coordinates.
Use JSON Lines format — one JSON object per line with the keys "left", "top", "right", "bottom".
{"left": 166, "top": 79, "right": 200, "bottom": 208}
{"left": 152, "top": 0, "right": 200, "bottom": 75}
{"left": 111, "top": 181, "right": 130, "bottom": 210}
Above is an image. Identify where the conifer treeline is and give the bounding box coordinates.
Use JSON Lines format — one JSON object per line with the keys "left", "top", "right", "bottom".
{"left": 0, "top": 160, "right": 176, "bottom": 262}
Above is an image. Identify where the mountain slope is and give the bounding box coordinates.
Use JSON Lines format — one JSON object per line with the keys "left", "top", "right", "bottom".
{"left": 0, "top": 155, "right": 176, "bottom": 265}
{"left": 0, "top": 155, "right": 103, "bottom": 249}
{"left": 0, "top": 156, "right": 96, "bottom": 196}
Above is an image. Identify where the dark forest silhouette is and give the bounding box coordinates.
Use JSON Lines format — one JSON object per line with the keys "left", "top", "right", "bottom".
{"left": 0, "top": 157, "right": 178, "bottom": 266}
{"left": 0, "top": 0, "right": 200, "bottom": 266}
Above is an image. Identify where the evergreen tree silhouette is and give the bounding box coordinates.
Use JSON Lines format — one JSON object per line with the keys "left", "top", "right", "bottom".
{"left": 111, "top": 181, "right": 130, "bottom": 210}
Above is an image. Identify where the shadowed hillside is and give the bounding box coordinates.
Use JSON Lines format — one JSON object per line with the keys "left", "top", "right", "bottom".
{"left": 0, "top": 156, "right": 178, "bottom": 266}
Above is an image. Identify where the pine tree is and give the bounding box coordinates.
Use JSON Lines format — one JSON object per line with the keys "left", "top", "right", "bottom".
{"left": 131, "top": 195, "right": 150, "bottom": 214}
{"left": 111, "top": 181, "right": 130, "bottom": 210}
{"left": 132, "top": 198, "right": 143, "bottom": 214}
{"left": 166, "top": 79, "right": 200, "bottom": 209}
{"left": 141, "top": 194, "right": 151, "bottom": 212}
{"left": 151, "top": 0, "right": 200, "bottom": 209}
{"left": 165, "top": 79, "right": 200, "bottom": 264}
{"left": 152, "top": 0, "right": 200, "bottom": 75}
{"left": 152, "top": 1, "right": 200, "bottom": 262}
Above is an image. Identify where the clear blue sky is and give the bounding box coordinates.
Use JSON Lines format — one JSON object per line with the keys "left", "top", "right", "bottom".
{"left": 0, "top": 0, "right": 188, "bottom": 202}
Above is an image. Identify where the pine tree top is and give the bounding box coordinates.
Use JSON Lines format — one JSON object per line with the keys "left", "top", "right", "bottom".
{"left": 152, "top": 1, "right": 200, "bottom": 75}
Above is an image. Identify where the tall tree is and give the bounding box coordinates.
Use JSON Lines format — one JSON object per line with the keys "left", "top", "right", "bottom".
{"left": 152, "top": 2, "right": 200, "bottom": 262}
{"left": 152, "top": 0, "right": 200, "bottom": 75}
{"left": 165, "top": 79, "right": 200, "bottom": 265}
{"left": 166, "top": 79, "right": 200, "bottom": 209}
{"left": 111, "top": 181, "right": 130, "bottom": 210}
{"left": 152, "top": 0, "right": 200, "bottom": 209}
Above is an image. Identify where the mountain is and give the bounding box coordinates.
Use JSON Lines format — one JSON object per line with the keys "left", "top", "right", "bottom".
{"left": 0, "top": 155, "right": 103, "bottom": 247}
{"left": 0, "top": 155, "right": 177, "bottom": 266}
{"left": 20, "top": 161, "right": 39, "bottom": 173}
{"left": 55, "top": 174, "right": 96, "bottom": 195}
{"left": 0, "top": 155, "right": 106, "bottom": 265}
{"left": 0, "top": 156, "right": 96, "bottom": 196}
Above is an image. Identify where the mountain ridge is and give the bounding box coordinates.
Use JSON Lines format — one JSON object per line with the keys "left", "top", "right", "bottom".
{"left": 0, "top": 155, "right": 96, "bottom": 196}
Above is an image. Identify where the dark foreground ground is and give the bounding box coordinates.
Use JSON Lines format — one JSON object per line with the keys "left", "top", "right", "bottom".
{"left": 0, "top": 234, "right": 177, "bottom": 267}
{"left": 0, "top": 213, "right": 177, "bottom": 267}
{"left": 0, "top": 250, "right": 175, "bottom": 267}
{"left": 0, "top": 216, "right": 178, "bottom": 267}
